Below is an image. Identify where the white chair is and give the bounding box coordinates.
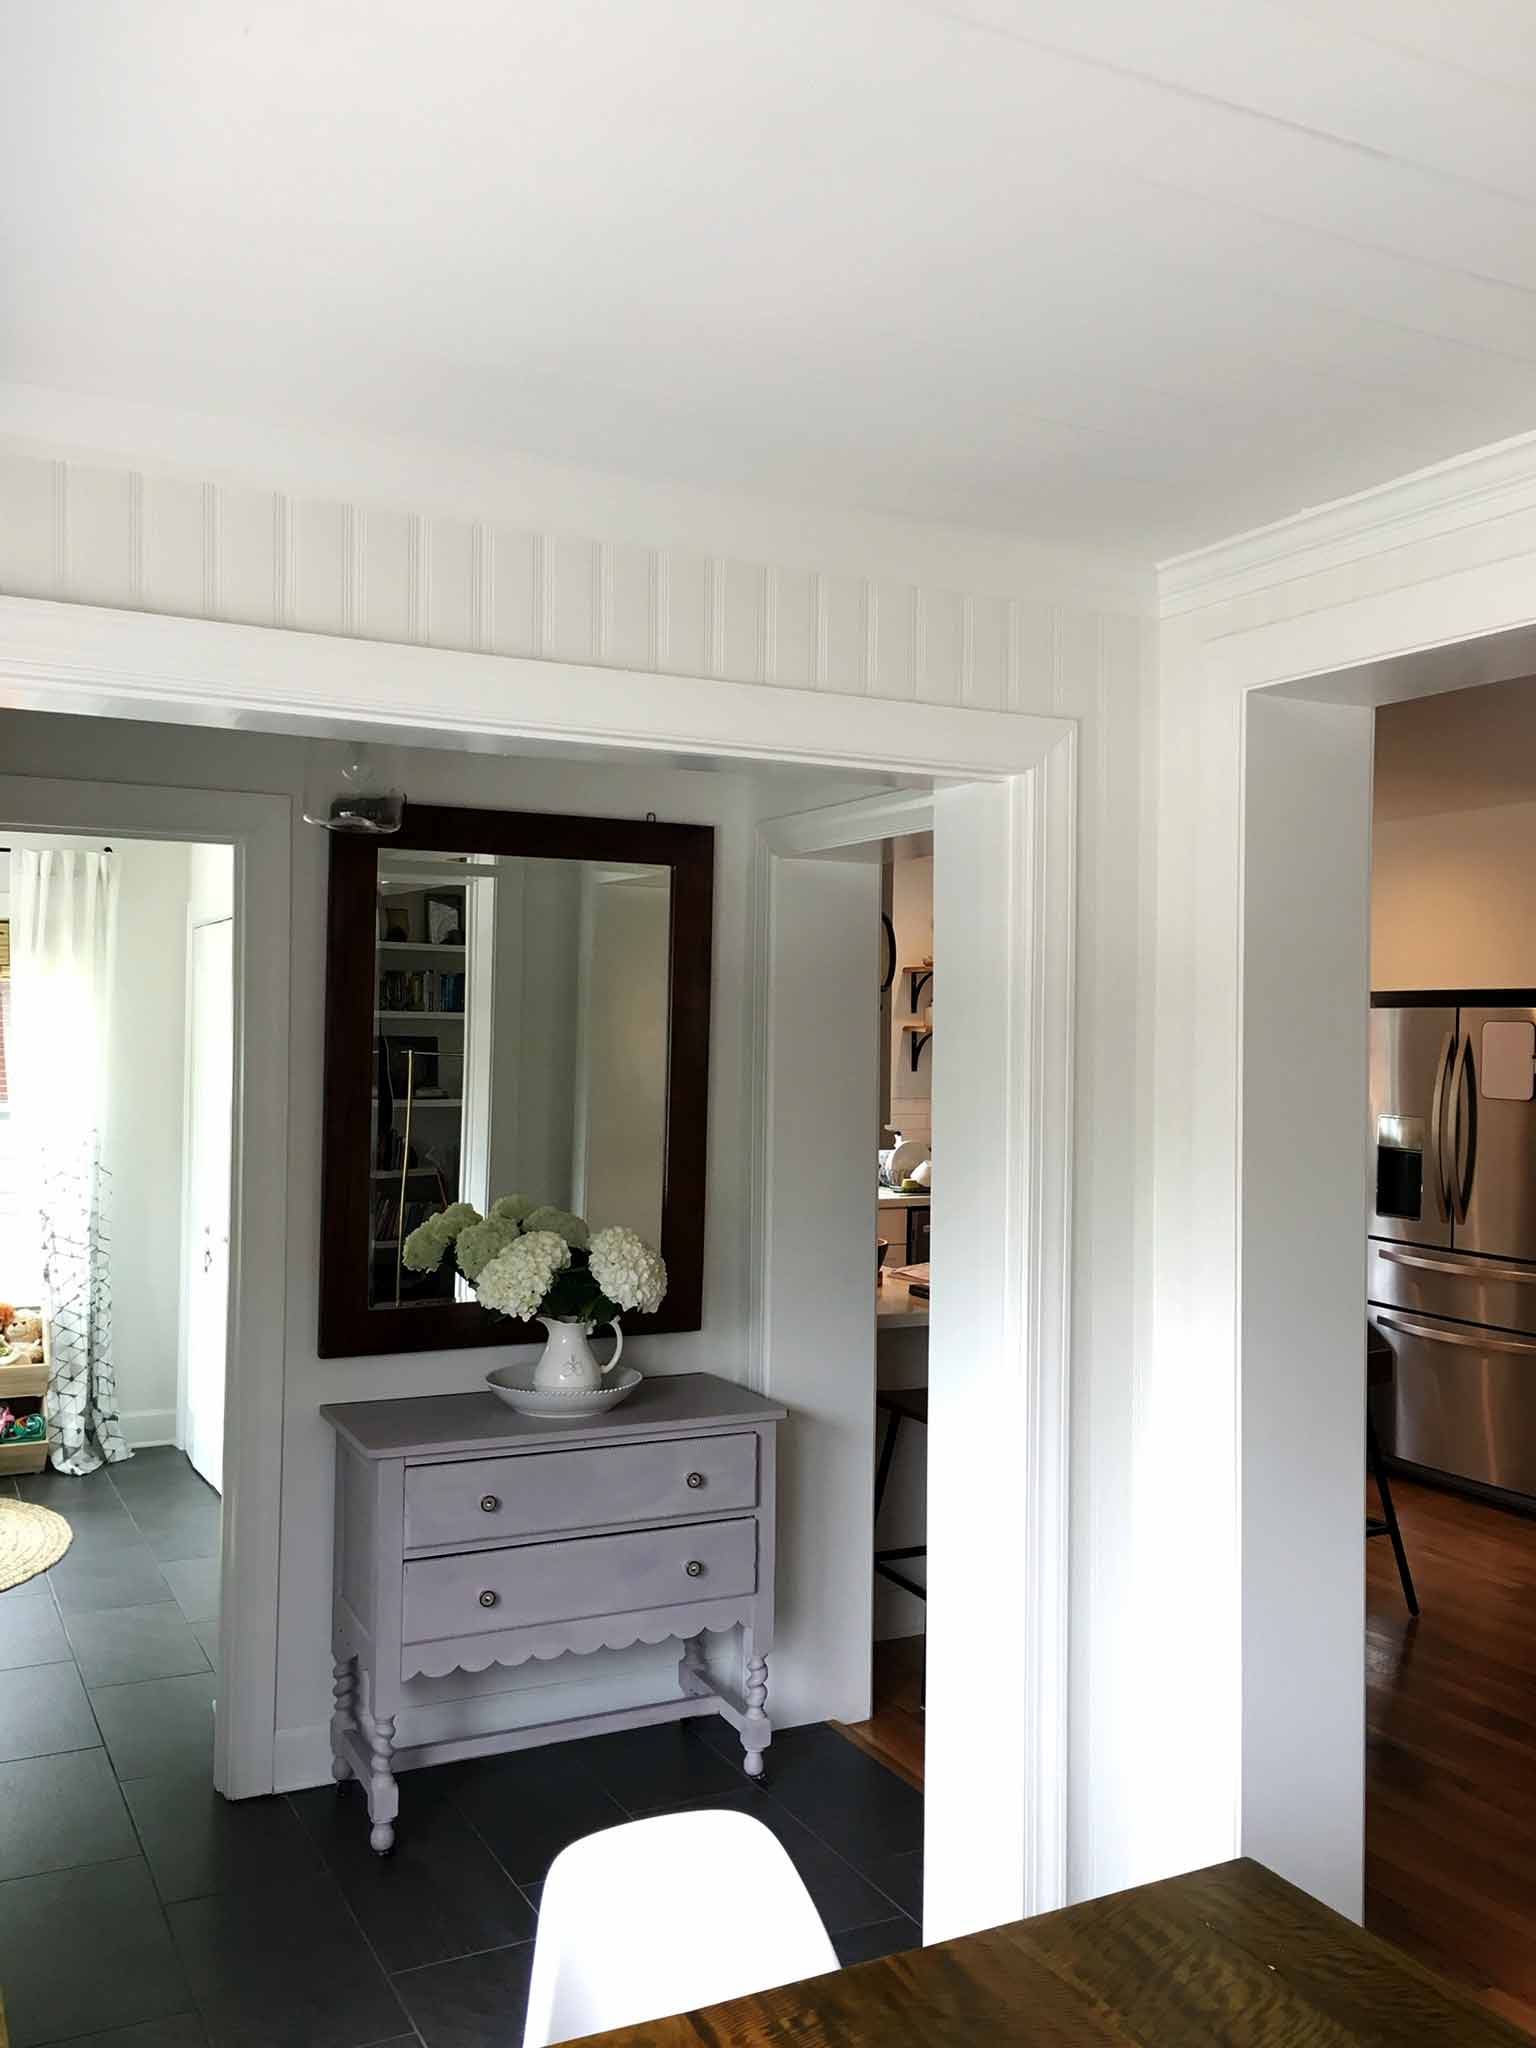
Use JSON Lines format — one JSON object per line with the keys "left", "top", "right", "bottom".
{"left": 522, "top": 1808, "right": 840, "bottom": 2047}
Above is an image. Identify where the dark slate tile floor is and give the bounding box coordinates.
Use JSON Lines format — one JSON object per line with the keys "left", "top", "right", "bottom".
{"left": 0, "top": 1452, "right": 923, "bottom": 2047}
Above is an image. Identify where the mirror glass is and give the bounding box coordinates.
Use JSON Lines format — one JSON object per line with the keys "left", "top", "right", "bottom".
{"left": 368, "top": 848, "right": 671, "bottom": 1310}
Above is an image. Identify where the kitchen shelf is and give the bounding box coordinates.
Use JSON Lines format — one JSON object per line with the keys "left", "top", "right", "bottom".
{"left": 371, "top": 1097, "right": 463, "bottom": 1109}
{"left": 377, "top": 941, "right": 466, "bottom": 956}
{"left": 900, "top": 963, "right": 934, "bottom": 1014}
{"left": 899, "top": 1019, "right": 933, "bottom": 1072}
{"left": 369, "top": 1166, "right": 443, "bottom": 1180}
{"left": 374, "top": 1010, "right": 465, "bottom": 1023}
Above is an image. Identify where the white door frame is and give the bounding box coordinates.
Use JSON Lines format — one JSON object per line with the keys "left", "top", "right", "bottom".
{"left": 1156, "top": 450, "right": 1536, "bottom": 1921}
{"left": 753, "top": 773, "right": 1076, "bottom": 1935}
{"left": 178, "top": 905, "right": 234, "bottom": 1482}
{"left": 0, "top": 593, "right": 1074, "bottom": 1927}
{"left": 0, "top": 770, "right": 289, "bottom": 1803}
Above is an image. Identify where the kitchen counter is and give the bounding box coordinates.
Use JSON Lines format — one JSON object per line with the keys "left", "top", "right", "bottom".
{"left": 877, "top": 1276, "right": 930, "bottom": 1328}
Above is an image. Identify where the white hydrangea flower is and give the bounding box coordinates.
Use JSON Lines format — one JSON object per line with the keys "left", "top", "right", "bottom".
{"left": 475, "top": 1230, "right": 571, "bottom": 1321}
{"left": 488, "top": 1194, "right": 534, "bottom": 1225}
{"left": 400, "top": 1199, "right": 481, "bottom": 1272}
{"left": 588, "top": 1226, "right": 667, "bottom": 1315}
{"left": 401, "top": 1222, "right": 448, "bottom": 1272}
{"left": 522, "top": 1206, "right": 590, "bottom": 1249}
{"left": 453, "top": 1215, "right": 520, "bottom": 1281}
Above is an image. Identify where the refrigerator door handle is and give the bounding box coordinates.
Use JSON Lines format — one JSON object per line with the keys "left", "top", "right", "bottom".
{"left": 1429, "top": 1029, "right": 1456, "bottom": 1223}
{"left": 1376, "top": 1310, "right": 1536, "bottom": 1357}
{"left": 1451, "top": 1031, "right": 1477, "bottom": 1225}
{"left": 1379, "top": 1246, "right": 1536, "bottom": 1286}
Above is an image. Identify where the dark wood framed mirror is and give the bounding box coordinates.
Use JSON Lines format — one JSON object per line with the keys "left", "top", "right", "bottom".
{"left": 319, "top": 803, "right": 713, "bottom": 1357}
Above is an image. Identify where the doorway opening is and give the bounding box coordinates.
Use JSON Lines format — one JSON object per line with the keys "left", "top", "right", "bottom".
{"left": 1227, "top": 618, "right": 1536, "bottom": 2019}
{"left": 0, "top": 623, "right": 1075, "bottom": 1996}
{"left": 841, "top": 829, "right": 933, "bottom": 1788}
{"left": 1361, "top": 675, "right": 1536, "bottom": 2031}
{"left": 1, "top": 834, "right": 235, "bottom": 1484}
{"left": 0, "top": 831, "right": 235, "bottom": 1797}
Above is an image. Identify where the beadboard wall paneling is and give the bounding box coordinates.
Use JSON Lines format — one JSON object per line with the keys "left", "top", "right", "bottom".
{"left": 0, "top": 447, "right": 1142, "bottom": 714}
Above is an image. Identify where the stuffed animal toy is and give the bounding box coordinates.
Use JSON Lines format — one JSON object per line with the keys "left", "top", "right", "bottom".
{"left": 3, "top": 1313, "right": 45, "bottom": 1363}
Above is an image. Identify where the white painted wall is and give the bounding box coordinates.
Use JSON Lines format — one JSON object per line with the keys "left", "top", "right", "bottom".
{"left": 761, "top": 854, "right": 880, "bottom": 1728}
{"left": 0, "top": 414, "right": 1150, "bottom": 1901}
{"left": 1372, "top": 678, "right": 1536, "bottom": 990}
{"left": 188, "top": 842, "right": 234, "bottom": 925}
{"left": 495, "top": 860, "right": 583, "bottom": 1209}
{"left": 1240, "top": 693, "right": 1372, "bottom": 1911}
{"left": 106, "top": 838, "right": 193, "bottom": 1445}
{"left": 579, "top": 876, "right": 670, "bottom": 1243}
{"left": 1375, "top": 805, "right": 1536, "bottom": 989}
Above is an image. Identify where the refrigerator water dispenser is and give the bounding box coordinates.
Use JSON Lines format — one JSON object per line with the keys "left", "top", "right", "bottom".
{"left": 1375, "top": 1115, "right": 1425, "bottom": 1221}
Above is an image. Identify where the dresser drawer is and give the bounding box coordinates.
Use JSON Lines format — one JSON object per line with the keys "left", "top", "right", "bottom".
{"left": 402, "top": 1516, "right": 757, "bottom": 1643}
{"left": 403, "top": 1433, "right": 758, "bottom": 1549}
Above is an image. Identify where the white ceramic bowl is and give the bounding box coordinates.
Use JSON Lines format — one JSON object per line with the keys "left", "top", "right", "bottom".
{"left": 485, "top": 1361, "right": 642, "bottom": 1419}
{"left": 887, "top": 1137, "right": 930, "bottom": 1187}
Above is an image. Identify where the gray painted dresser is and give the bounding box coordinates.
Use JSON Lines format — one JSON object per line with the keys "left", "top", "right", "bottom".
{"left": 320, "top": 1372, "right": 785, "bottom": 1853}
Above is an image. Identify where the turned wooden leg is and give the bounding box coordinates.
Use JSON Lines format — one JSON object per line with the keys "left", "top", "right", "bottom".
{"left": 367, "top": 1713, "right": 399, "bottom": 1855}
{"left": 742, "top": 1654, "right": 770, "bottom": 1779}
{"left": 330, "top": 1654, "right": 357, "bottom": 1782}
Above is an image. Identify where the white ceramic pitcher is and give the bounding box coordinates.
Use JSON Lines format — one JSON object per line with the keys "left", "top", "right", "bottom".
{"left": 532, "top": 1315, "right": 625, "bottom": 1394}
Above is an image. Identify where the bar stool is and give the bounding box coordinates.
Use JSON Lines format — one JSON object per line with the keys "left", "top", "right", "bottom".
{"left": 873, "top": 1385, "right": 928, "bottom": 1602}
{"left": 1366, "top": 1326, "right": 1419, "bottom": 1617}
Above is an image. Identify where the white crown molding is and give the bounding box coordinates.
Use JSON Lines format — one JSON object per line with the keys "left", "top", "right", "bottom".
{"left": 1158, "top": 428, "right": 1536, "bottom": 618}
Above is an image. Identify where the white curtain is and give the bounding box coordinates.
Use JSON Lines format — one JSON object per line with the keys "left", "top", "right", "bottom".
{"left": 11, "top": 848, "right": 129, "bottom": 1474}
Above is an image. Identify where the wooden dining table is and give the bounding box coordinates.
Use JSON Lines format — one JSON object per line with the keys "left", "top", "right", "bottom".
{"left": 569, "top": 1857, "right": 1529, "bottom": 2046}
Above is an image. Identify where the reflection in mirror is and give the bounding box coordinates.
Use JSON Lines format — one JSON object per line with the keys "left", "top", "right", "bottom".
{"left": 369, "top": 850, "right": 671, "bottom": 1311}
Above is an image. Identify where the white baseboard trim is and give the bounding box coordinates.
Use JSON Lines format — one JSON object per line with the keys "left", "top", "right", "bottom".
{"left": 123, "top": 1408, "right": 179, "bottom": 1448}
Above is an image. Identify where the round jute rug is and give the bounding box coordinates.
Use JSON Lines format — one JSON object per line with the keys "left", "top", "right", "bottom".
{"left": 0, "top": 1496, "right": 72, "bottom": 1591}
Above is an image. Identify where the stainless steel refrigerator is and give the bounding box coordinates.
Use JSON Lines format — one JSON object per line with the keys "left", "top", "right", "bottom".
{"left": 1368, "top": 993, "right": 1536, "bottom": 1503}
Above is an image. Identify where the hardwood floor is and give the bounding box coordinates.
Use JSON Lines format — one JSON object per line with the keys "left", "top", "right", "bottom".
{"left": 1366, "top": 1474, "right": 1536, "bottom": 2037}
{"left": 835, "top": 1634, "right": 926, "bottom": 1790}
{"left": 841, "top": 1483, "right": 1536, "bottom": 2039}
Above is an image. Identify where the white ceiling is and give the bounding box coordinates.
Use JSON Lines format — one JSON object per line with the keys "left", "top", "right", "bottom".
{"left": 7, "top": 0, "right": 1536, "bottom": 558}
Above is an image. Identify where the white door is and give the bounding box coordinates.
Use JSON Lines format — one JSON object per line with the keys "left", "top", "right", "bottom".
{"left": 184, "top": 917, "right": 233, "bottom": 1491}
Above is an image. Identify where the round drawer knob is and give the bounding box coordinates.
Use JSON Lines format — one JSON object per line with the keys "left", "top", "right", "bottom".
{"left": 479, "top": 1495, "right": 500, "bottom": 1513}
{"left": 685, "top": 1559, "right": 704, "bottom": 1578}
{"left": 685, "top": 1472, "right": 705, "bottom": 1490}
{"left": 478, "top": 1589, "right": 499, "bottom": 1609}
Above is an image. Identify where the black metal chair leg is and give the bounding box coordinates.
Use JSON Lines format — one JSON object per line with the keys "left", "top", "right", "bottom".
{"left": 873, "top": 1407, "right": 901, "bottom": 1524}
{"left": 1367, "top": 1413, "right": 1420, "bottom": 1617}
